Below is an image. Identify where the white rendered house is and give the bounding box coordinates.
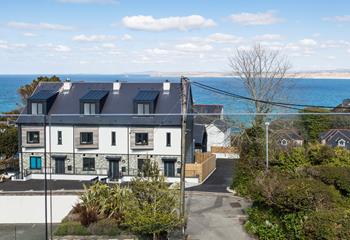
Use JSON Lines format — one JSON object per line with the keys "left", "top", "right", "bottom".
{"left": 17, "top": 79, "right": 194, "bottom": 181}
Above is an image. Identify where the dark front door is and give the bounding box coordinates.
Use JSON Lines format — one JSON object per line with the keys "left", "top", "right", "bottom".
{"left": 55, "top": 158, "right": 65, "bottom": 174}
{"left": 164, "top": 161, "right": 175, "bottom": 177}
{"left": 109, "top": 160, "right": 119, "bottom": 180}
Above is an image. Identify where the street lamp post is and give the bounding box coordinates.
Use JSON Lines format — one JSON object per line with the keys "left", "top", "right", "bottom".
{"left": 265, "top": 122, "right": 270, "bottom": 171}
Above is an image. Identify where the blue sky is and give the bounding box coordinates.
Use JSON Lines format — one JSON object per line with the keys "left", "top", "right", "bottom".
{"left": 0, "top": 0, "right": 350, "bottom": 74}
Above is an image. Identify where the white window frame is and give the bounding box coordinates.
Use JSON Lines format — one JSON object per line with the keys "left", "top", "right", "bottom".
{"left": 338, "top": 139, "right": 346, "bottom": 147}
{"left": 137, "top": 103, "right": 150, "bottom": 114}
{"left": 32, "top": 102, "right": 43, "bottom": 115}
{"left": 83, "top": 103, "right": 96, "bottom": 115}
{"left": 281, "top": 139, "right": 288, "bottom": 146}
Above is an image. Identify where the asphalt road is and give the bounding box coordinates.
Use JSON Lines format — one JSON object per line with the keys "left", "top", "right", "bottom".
{"left": 187, "top": 158, "right": 235, "bottom": 193}
{"left": 0, "top": 224, "right": 58, "bottom": 240}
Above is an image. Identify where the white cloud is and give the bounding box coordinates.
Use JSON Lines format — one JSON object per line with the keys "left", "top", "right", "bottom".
{"left": 0, "top": 41, "right": 27, "bottom": 50}
{"left": 323, "top": 15, "right": 350, "bottom": 22}
{"left": 253, "top": 34, "right": 283, "bottom": 41}
{"left": 206, "top": 33, "right": 242, "bottom": 43}
{"left": 58, "top": 0, "right": 117, "bottom": 4}
{"left": 299, "top": 38, "right": 318, "bottom": 46}
{"left": 23, "top": 32, "right": 37, "bottom": 37}
{"left": 121, "top": 34, "right": 133, "bottom": 41}
{"left": 54, "top": 45, "right": 71, "bottom": 52}
{"left": 348, "top": 49, "right": 350, "bottom": 54}
{"left": 145, "top": 48, "right": 169, "bottom": 55}
{"left": 101, "top": 43, "right": 117, "bottom": 49}
{"left": 122, "top": 15, "right": 216, "bottom": 31}
{"left": 327, "top": 56, "right": 336, "bottom": 60}
{"left": 72, "top": 34, "right": 118, "bottom": 42}
{"left": 175, "top": 43, "right": 213, "bottom": 52}
{"left": 7, "top": 21, "right": 74, "bottom": 31}
{"left": 229, "top": 11, "right": 282, "bottom": 25}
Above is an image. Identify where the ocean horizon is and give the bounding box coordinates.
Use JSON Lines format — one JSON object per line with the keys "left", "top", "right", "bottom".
{"left": 0, "top": 74, "right": 350, "bottom": 114}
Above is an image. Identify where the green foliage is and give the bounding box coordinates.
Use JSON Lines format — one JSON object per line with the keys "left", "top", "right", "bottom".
{"left": 256, "top": 175, "right": 343, "bottom": 213}
{"left": 307, "top": 143, "right": 334, "bottom": 165}
{"left": 0, "top": 125, "right": 18, "bottom": 158}
{"left": 54, "top": 221, "right": 90, "bottom": 236}
{"left": 125, "top": 176, "right": 181, "bottom": 239}
{"left": 245, "top": 205, "right": 286, "bottom": 240}
{"left": 276, "top": 147, "right": 309, "bottom": 172}
{"left": 87, "top": 218, "right": 121, "bottom": 236}
{"left": 17, "top": 75, "right": 61, "bottom": 104}
{"left": 303, "top": 209, "right": 350, "bottom": 240}
{"left": 281, "top": 212, "right": 306, "bottom": 240}
{"left": 306, "top": 166, "right": 350, "bottom": 196}
{"left": 299, "top": 108, "right": 331, "bottom": 142}
{"left": 139, "top": 159, "right": 160, "bottom": 179}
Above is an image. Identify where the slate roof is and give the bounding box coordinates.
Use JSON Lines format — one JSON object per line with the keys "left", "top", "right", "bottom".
{"left": 273, "top": 129, "right": 303, "bottom": 141}
{"left": 28, "top": 90, "right": 58, "bottom": 101}
{"left": 320, "top": 129, "right": 350, "bottom": 142}
{"left": 193, "top": 104, "right": 223, "bottom": 125}
{"left": 134, "top": 90, "right": 160, "bottom": 101}
{"left": 80, "top": 90, "right": 109, "bottom": 101}
{"left": 17, "top": 81, "right": 184, "bottom": 126}
{"left": 211, "top": 119, "right": 230, "bottom": 132}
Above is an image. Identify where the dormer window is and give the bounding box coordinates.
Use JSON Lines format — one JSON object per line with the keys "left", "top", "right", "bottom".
{"left": 31, "top": 102, "right": 43, "bottom": 115}
{"left": 80, "top": 90, "right": 109, "bottom": 115}
{"left": 338, "top": 139, "right": 346, "bottom": 147}
{"left": 84, "top": 103, "right": 96, "bottom": 115}
{"left": 134, "top": 90, "right": 159, "bottom": 115}
{"left": 137, "top": 103, "right": 150, "bottom": 114}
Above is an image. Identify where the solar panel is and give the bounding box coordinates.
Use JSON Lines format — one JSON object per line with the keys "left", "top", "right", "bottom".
{"left": 29, "top": 90, "right": 58, "bottom": 100}
{"left": 134, "top": 90, "right": 160, "bottom": 101}
{"left": 80, "top": 90, "right": 109, "bottom": 101}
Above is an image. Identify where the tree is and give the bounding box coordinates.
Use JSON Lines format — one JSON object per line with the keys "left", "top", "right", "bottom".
{"left": 0, "top": 125, "right": 18, "bottom": 159}
{"left": 299, "top": 107, "right": 331, "bottom": 142}
{"left": 229, "top": 44, "right": 291, "bottom": 125}
{"left": 17, "top": 75, "right": 61, "bottom": 104}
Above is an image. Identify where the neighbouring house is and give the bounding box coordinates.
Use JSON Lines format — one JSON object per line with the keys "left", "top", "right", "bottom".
{"left": 320, "top": 129, "right": 350, "bottom": 150}
{"left": 16, "top": 79, "right": 195, "bottom": 182}
{"left": 193, "top": 104, "right": 231, "bottom": 151}
{"left": 272, "top": 130, "right": 304, "bottom": 148}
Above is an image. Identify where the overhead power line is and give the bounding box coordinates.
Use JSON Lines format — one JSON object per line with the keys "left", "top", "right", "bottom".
{"left": 192, "top": 81, "right": 349, "bottom": 111}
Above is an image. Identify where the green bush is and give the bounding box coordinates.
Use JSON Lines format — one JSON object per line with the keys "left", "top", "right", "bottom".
{"left": 306, "top": 166, "right": 350, "bottom": 196}
{"left": 303, "top": 209, "right": 350, "bottom": 240}
{"left": 256, "top": 175, "right": 343, "bottom": 213}
{"left": 276, "top": 147, "right": 309, "bottom": 172}
{"left": 244, "top": 205, "right": 286, "bottom": 240}
{"left": 88, "top": 219, "right": 121, "bottom": 236}
{"left": 54, "top": 221, "right": 90, "bottom": 236}
{"left": 281, "top": 212, "right": 306, "bottom": 240}
{"left": 307, "top": 143, "right": 335, "bottom": 165}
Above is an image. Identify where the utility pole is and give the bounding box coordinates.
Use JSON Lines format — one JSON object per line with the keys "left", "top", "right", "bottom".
{"left": 265, "top": 122, "right": 270, "bottom": 171}
{"left": 180, "top": 76, "right": 188, "bottom": 227}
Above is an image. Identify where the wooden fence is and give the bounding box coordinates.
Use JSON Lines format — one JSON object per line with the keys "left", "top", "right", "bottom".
{"left": 211, "top": 146, "right": 239, "bottom": 154}
{"left": 185, "top": 152, "right": 216, "bottom": 182}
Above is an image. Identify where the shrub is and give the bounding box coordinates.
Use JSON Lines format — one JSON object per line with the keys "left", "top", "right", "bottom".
{"left": 281, "top": 212, "right": 306, "bottom": 240}
{"left": 88, "top": 219, "right": 122, "bottom": 236}
{"left": 276, "top": 147, "right": 309, "bottom": 172}
{"left": 305, "top": 166, "right": 350, "bottom": 196}
{"left": 303, "top": 209, "right": 350, "bottom": 240}
{"left": 256, "top": 175, "right": 343, "bottom": 213}
{"left": 244, "top": 205, "right": 286, "bottom": 240}
{"left": 54, "top": 221, "right": 90, "bottom": 236}
{"left": 307, "top": 143, "right": 334, "bottom": 165}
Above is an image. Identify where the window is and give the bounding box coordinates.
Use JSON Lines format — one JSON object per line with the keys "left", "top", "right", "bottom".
{"left": 166, "top": 132, "right": 171, "bottom": 147}
{"left": 83, "top": 157, "right": 95, "bottom": 171}
{"left": 338, "top": 139, "right": 346, "bottom": 147}
{"left": 135, "top": 133, "right": 148, "bottom": 145}
{"left": 80, "top": 132, "right": 93, "bottom": 144}
{"left": 31, "top": 102, "right": 43, "bottom": 115}
{"left": 137, "top": 103, "right": 150, "bottom": 114}
{"left": 27, "top": 131, "right": 40, "bottom": 144}
{"left": 281, "top": 139, "right": 288, "bottom": 146}
{"left": 111, "top": 131, "right": 116, "bottom": 146}
{"left": 57, "top": 131, "right": 62, "bottom": 145}
{"left": 83, "top": 103, "right": 96, "bottom": 115}
{"left": 30, "top": 156, "right": 42, "bottom": 170}
{"left": 164, "top": 161, "right": 175, "bottom": 177}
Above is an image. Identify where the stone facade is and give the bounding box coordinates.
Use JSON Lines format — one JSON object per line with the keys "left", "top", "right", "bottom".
{"left": 20, "top": 152, "right": 181, "bottom": 178}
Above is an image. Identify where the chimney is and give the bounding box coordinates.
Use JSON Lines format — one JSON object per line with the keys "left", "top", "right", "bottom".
{"left": 163, "top": 80, "right": 170, "bottom": 94}
{"left": 62, "top": 78, "right": 72, "bottom": 93}
{"left": 113, "top": 80, "right": 121, "bottom": 94}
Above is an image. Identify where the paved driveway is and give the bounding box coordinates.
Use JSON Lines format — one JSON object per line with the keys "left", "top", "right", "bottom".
{"left": 185, "top": 159, "right": 253, "bottom": 240}
{"left": 0, "top": 224, "right": 58, "bottom": 240}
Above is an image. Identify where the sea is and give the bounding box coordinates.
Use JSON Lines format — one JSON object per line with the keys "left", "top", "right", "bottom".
{"left": 0, "top": 74, "right": 350, "bottom": 115}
